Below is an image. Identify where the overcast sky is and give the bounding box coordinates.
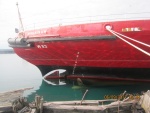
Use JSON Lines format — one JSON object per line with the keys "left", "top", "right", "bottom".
{"left": 0, "top": 0, "right": 150, "bottom": 49}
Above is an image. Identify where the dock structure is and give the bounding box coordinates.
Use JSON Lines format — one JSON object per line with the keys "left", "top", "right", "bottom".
{"left": 0, "top": 89, "right": 149, "bottom": 113}
{"left": 139, "top": 90, "right": 150, "bottom": 113}
{"left": 0, "top": 95, "right": 137, "bottom": 113}
{"left": 0, "top": 87, "right": 33, "bottom": 106}
{"left": 0, "top": 88, "right": 33, "bottom": 113}
{"left": 43, "top": 100, "right": 135, "bottom": 113}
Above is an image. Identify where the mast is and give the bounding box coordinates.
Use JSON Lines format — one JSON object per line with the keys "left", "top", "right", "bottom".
{"left": 16, "top": 2, "right": 24, "bottom": 32}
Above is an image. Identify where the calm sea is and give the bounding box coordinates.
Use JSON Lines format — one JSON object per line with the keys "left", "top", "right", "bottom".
{"left": 0, "top": 53, "right": 149, "bottom": 102}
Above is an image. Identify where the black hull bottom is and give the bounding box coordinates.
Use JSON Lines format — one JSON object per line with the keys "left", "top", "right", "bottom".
{"left": 37, "top": 65, "right": 150, "bottom": 79}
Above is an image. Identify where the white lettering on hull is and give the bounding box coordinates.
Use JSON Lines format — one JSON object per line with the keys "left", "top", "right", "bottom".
{"left": 37, "top": 45, "right": 47, "bottom": 48}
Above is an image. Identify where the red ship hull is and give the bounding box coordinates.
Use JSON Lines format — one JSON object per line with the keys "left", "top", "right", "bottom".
{"left": 9, "top": 19, "right": 150, "bottom": 82}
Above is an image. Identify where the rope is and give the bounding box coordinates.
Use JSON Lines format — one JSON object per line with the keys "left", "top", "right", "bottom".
{"left": 80, "top": 89, "right": 88, "bottom": 105}
{"left": 106, "top": 26, "right": 150, "bottom": 56}
{"left": 110, "top": 29, "right": 150, "bottom": 48}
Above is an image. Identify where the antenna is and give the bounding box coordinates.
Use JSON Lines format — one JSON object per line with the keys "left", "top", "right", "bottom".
{"left": 16, "top": 2, "right": 24, "bottom": 32}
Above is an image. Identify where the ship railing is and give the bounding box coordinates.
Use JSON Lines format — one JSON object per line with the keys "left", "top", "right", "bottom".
{"left": 23, "top": 12, "right": 150, "bottom": 30}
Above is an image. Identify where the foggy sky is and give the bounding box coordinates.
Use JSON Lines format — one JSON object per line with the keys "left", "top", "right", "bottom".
{"left": 0, "top": 0, "right": 150, "bottom": 48}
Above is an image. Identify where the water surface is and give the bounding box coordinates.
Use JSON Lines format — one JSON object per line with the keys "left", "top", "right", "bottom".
{"left": 0, "top": 54, "right": 149, "bottom": 102}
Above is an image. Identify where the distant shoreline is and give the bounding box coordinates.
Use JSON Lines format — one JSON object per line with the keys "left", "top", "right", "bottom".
{"left": 0, "top": 49, "right": 14, "bottom": 54}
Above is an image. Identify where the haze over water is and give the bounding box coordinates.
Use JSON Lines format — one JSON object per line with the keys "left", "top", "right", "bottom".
{"left": 0, "top": 53, "right": 149, "bottom": 102}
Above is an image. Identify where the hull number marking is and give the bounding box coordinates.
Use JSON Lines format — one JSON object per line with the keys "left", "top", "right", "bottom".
{"left": 37, "top": 45, "right": 47, "bottom": 48}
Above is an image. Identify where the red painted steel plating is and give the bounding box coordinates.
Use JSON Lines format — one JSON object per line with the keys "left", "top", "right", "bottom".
{"left": 14, "top": 20, "right": 150, "bottom": 68}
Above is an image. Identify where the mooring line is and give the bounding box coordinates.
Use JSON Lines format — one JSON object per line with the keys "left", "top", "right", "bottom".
{"left": 106, "top": 26, "right": 150, "bottom": 56}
